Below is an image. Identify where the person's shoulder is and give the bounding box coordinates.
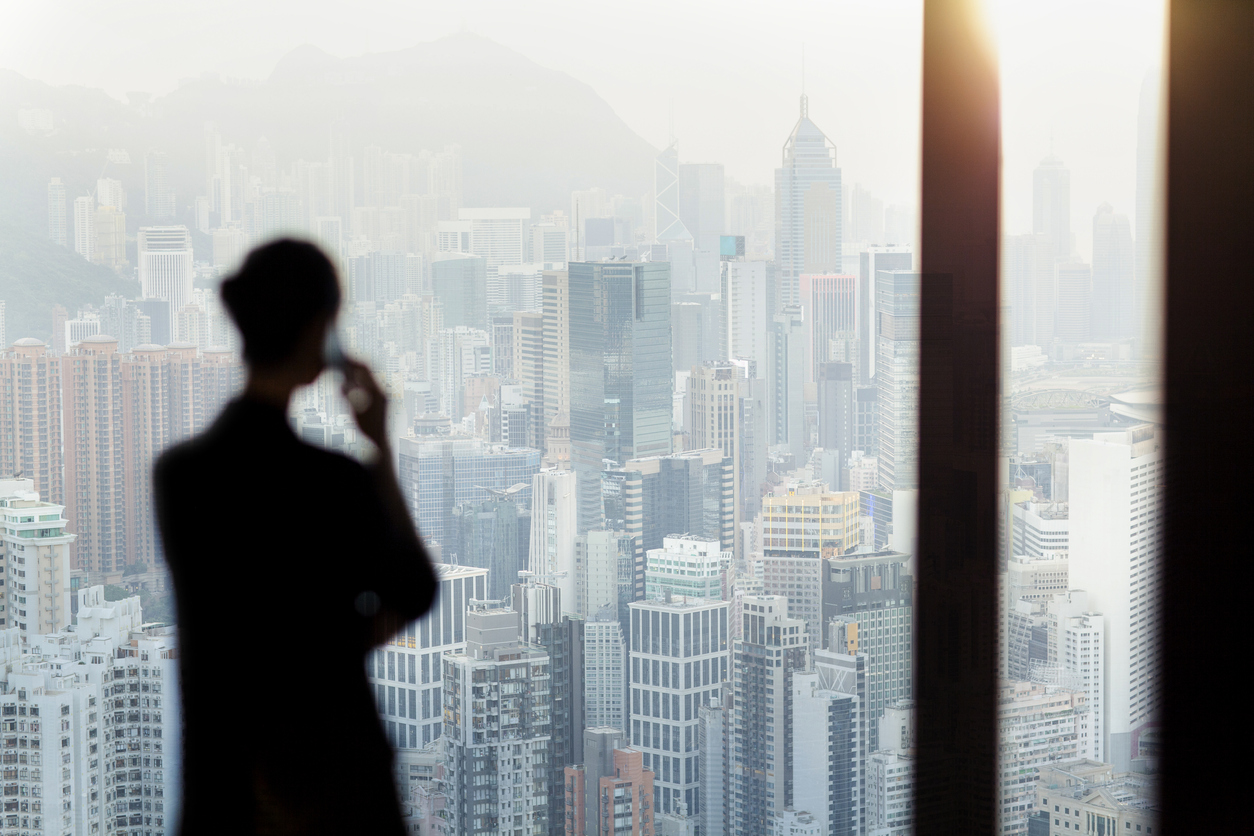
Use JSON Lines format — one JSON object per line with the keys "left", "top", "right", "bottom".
{"left": 153, "top": 434, "right": 211, "bottom": 484}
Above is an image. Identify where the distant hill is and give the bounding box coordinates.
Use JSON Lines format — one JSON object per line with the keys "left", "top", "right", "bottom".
{"left": 0, "top": 224, "right": 138, "bottom": 343}
{"left": 0, "top": 33, "right": 658, "bottom": 235}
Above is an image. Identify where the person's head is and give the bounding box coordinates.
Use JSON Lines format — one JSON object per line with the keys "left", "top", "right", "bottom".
{"left": 220, "top": 239, "right": 341, "bottom": 384}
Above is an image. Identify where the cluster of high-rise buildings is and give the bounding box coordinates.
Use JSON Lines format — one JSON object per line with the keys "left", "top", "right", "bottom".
{"left": 14, "top": 66, "right": 1165, "bottom": 836}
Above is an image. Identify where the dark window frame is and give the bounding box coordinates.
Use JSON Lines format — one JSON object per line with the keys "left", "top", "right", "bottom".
{"left": 913, "top": 1, "right": 1252, "bottom": 833}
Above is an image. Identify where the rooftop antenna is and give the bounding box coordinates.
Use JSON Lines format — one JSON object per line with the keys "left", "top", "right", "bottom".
{"left": 575, "top": 198, "right": 580, "bottom": 262}
{"left": 668, "top": 98, "right": 676, "bottom": 146}
{"left": 801, "top": 44, "right": 809, "bottom": 118}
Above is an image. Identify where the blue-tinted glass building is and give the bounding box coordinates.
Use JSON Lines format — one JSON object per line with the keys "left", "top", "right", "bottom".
{"left": 568, "top": 260, "right": 673, "bottom": 531}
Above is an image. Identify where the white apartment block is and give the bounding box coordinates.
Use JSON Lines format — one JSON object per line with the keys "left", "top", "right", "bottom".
{"left": 0, "top": 586, "right": 180, "bottom": 836}
{"left": 629, "top": 597, "right": 731, "bottom": 819}
{"left": 997, "top": 682, "right": 1090, "bottom": 836}
{"left": 368, "top": 563, "right": 488, "bottom": 750}
{"left": 0, "top": 479, "right": 74, "bottom": 642}
{"left": 645, "top": 535, "right": 728, "bottom": 602}
{"left": 867, "top": 750, "right": 913, "bottom": 836}
{"left": 1068, "top": 425, "right": 1163, "bottom": 768}
{"left": 583, "top": 610, "right": 627, "bottom": 731}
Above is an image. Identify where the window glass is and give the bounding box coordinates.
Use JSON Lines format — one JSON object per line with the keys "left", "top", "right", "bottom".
{"left": 996, "top": 2, "right": 1165, "bottom": 834}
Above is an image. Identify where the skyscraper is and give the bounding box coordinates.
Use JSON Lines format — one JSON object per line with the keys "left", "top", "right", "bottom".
{"left": 579, "top": 529, "right": 636, "bottom": 624}
{"left": 1004, "top": 233, "right": 1056, "bottom": 348}
{"left": 792, "top": 647, "right": 867, "bottom": 836}
{"left": 1033, "top": 155, "right": 1071, "bottom": 261}
{"left": 430, "top": 254, "right": 488, "bottom": 330}
{"left": 731, "top": 595, "right": 809, "bottom": 836}
{"left": 768, "top": 305, "right": 805, "bottom": 460}
{"left": 583, "top": 611, "right": 629, "bottom": 732}
{"left": 629, "top": 596, "right": 731, "bottom": 821}
{"left": 512, "top": 310, "right": 545, "bottom": 449}
{"left": 679, "top": 162, "right": 726, "bottom": 254}
{"left": 818, "top": 362, "right": 855, "bottom": 475}
{"left": 799, "top": 273, "right": 857, "bottom": 385}
{"left": 138, "top": 226, "right": 194, "bottom": 316}
{"left": 565, "top": 728, "right": 656, "bottom": 836}
{"left": 1091, "top": 204, "right": 1135, "bottom": 341}
{"left": 145, "top": 151, "right": 177, "bottom": 219}
{"left": 820, "top": 551, "right": 915, "bottom": 751}
{"left": 456, "top": 491, "right": 529, "bottom": 600}
{"left": 47, "top": 177, "right": 67, "bottom": 246}
{"left": 0, "top": 339, "right": 64, "bottom": 506}
{"left": 776, "top": 95, "right": 842, "bottom": 308}
{"left": 541, "top": 269, "right": 570, "bottom": 452}
{"left": 721, "top": 259, "right": 770, "bottom": 374}
{"left": 687, "top": 361, "right": 750, "bottom": 546}
{"left": 655, "top": 141, "right": 684, "bottom": 241}
{"left": 396, "top": 436, "right": 541, "bottom": 556}
{"left": 875, "top": 270, "right": 920, "bottom": 491}
{"left": 0, "top": 477, "right": 74, "bottom": 639}
{"left": 458, "top": 207, "right": 532, "bottom": 279}
{"left": 569, "top": 261, "right": 672, "bottom": 531}
{"left": 858, "top": 248, "right": 912, "bottom": 383}
{"left": 528, "top": 468, "right": 578, "bottom": 608}
{"left": 645, "top": 535, "right": 728, "bottom": 602}
{"left": 1068, "top": 425, "right": 1163, "bottom": 768}
{"left": 1054, "top": 260, "right": 1092, "bottom": 344}
{"left": 73, "top": 195, "right": 95, "bottom": 260}
{"left": 368, "top": 563, "right": 489, "bottom": 750}
{"left": 62, "top": 335, "right": 125, "bottom": 574}
{"left": 441, "top": 605, "right": 552, "bottom": 836}
{"left": 512, "top": 580, "right": 586, "bottom": 834}
{"left": 621, "top": 448, "right": 734, "bottom": 597}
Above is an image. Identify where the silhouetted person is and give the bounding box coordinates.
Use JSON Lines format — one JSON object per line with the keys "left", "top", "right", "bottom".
{"left": 155, "top": 240, "right": 436, "bottom": 836}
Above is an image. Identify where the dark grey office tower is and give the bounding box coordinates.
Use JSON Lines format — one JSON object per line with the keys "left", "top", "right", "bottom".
{"left": 818, "top": 362, "right": 854, "bottom": 463}
{"left": 875, "top": 270, "right": 920, "bottom": 491}
{"left": 455, "top": 492, "right": 530, "bottom": 600}
{"left": 731, "top": 595, "right": 809, "bottom": 836}
{"left": 858, "top": 248, "right": 913, "bottom": 384}
{"left": 820, "top": 550, "right": 914, "bottom": 751}
{"left": 512, "top": 582, "right": 585, "bottom": 835}
{"left": 578, "top": 727, "right": 631, "bottom": 836}
{"left": 432, "top": 254, "right": 488, "bottom": 330}
{"left": 620, "top": 449, "right": 734, "bottom": 595}
{"left": 854, "top": 385, "right": 878, "bottom": 458}
{"left": 569, "top": 261, "right": 672, "bottom": 532}
{"left": 1091, "top": 203, "right": 1135, "bottom": 340}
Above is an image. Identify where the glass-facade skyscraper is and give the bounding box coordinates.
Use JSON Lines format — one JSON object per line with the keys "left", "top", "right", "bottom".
{"left": 775, "top": 95, "right": 843, "bottom": 309}
{"left": 569, "top": 260, "right": 673, "bottom": 531}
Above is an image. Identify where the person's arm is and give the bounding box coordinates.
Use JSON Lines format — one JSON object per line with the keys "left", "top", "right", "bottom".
{"left": 343, "top": 360, "right": 439, "bottom": 636}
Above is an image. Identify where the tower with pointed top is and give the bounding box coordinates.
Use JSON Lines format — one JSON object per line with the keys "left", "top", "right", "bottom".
{"left": 775, "top": 95, "right": 843, "bottom": 311}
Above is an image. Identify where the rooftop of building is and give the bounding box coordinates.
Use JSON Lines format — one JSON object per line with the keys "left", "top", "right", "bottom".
{"left": 628, "top": 595, "right": 726, "bottom": 612}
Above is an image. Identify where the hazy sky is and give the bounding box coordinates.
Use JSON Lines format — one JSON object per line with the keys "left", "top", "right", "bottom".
{"left": 7, "top": 0, "right": 1163, "bottom": 261}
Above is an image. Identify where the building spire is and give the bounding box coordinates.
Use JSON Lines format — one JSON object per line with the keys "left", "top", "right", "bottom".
{"left": 801, "top": 43, "right": 808, "bottom": 118}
